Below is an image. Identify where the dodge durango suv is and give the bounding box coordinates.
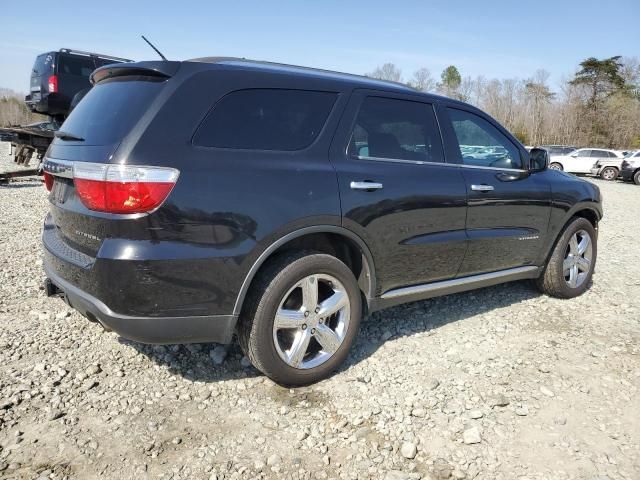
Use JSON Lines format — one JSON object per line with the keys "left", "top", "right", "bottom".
{"left": 42, "top": 58, "right": 602, "bottom": 386}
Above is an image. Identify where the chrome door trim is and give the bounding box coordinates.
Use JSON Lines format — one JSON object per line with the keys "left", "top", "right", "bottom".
{"left": 381, "top": 266, "right": 539, "bottom": 300}
{"left": 354, "top": 155, "right": 527, "bottom": 173}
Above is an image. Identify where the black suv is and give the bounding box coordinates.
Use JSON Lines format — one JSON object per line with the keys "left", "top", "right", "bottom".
{"left": 42, "top": 58, "right": 602, "bottom": 386}
{"left": 25, "top": 48, "right": 131, "bottom": 119}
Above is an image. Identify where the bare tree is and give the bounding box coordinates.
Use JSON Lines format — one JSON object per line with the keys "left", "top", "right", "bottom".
{"left": 408, "top": 68, "right": 435, "bottom": 92}
{"left": 366, "top": 63, "right": 403, "bottom": 83}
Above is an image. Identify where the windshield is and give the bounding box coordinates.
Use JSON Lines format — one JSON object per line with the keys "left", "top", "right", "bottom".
{"left": 58, "top": 76, "right": 165, "bottom": 146}
{"left": 33, "top": 53, "right": 54, "bottom": 75}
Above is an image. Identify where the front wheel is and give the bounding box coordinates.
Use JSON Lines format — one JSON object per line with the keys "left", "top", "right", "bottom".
{"left": 536, "top": 217, "right": 597, "bottom": 298}
{"left": 634, "top": 170, "right": 640, "bottom": 185}
{"left": 549, "top": 162, "right": 563, "bottom": 171}
{"left": 600, "top": 167, "right": 618, "bottom": 181}
{"left": 238, "top": 251, "right": 362, "bottom": 386}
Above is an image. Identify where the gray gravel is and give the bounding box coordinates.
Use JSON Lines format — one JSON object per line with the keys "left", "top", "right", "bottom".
{"left": 1, "top": 141, "right": 639, "bottom": 479}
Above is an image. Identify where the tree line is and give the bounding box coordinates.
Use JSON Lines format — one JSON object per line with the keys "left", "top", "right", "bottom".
{"left": 0, "top": 89, "right": 46, "bottom": 128}
{"left": 366, "top": 56, "right": 640, "bottom": 149}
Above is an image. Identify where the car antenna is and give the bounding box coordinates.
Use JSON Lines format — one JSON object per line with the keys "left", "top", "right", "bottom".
{"left": 141, "top": 35, "right": 168, "bottom": 61}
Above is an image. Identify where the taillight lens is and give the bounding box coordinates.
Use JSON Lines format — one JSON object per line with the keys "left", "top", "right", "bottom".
{"left": 48, "top": 75, "right": 58, "bottom": 93}
{"left": 43, "top": 171, "right": 54, "bottom": 191}
{"left": 73, "top": 163, "right": 179, "bottom": 214}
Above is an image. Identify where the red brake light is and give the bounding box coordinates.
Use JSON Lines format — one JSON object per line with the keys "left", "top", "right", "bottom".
{"left": 43, "top": 171, "right": 54, "bottom": 191}
{"left": 48, "top": 75, "right": 58, "bottom": 93}
{"left": 73, "top": 163, "right": 179, "bottom": 214}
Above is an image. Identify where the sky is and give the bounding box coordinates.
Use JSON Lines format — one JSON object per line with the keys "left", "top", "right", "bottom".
{"left": 1, "top": 0, "right": 638, "bottom": 94}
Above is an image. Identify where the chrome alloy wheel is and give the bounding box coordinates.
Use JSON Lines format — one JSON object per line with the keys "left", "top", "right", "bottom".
{"left": 563, "top": 229, "right": 593, "bottom": 288}
{"left": 601, "top": 168, "right": 617, "bottom": 180}
{"left": 272, "top": 274, "right": 350, "bottom": 369}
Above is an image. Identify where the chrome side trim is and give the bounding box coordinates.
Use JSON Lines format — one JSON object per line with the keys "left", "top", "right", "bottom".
{"left": 381, "top": 266, "right": 539, "bottom": 300}
{"left": 42, "top": 157, "right": 74, "bottom": 178}
{"left": 354, "top": 155, "right": 526, "bottom": 173}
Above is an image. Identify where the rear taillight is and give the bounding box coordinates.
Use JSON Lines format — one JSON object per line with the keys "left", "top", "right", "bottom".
{"left": 73, "top": 163, "right": 179, "bottom": 214}
{"left": 43, "top": 171, "right": 54, "bottom": 191}
{"left": 48, "top": 75, "right": 58, "bottom": 93}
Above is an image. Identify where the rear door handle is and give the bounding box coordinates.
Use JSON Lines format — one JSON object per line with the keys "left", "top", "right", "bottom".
{"left": 471, "top": 184, "right": 494, "bottom": 192}
{"left": 350, "top": 181, "right": 383, "bottom": 191}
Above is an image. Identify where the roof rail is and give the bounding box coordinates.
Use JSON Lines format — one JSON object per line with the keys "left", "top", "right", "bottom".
{"left": 59, "top": 48, "right": 132, "bottom": 63}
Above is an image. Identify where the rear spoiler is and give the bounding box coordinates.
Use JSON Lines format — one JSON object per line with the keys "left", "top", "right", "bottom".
{"left": 91, "top": 61, "right": 181, "bottom": 85}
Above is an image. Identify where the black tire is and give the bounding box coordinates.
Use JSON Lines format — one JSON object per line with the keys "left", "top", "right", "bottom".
{"left": 634, "top": 170, "right": 640, "bottom": 186}
{"left": 599, "top": 167, "right": 618, "bottom": 181}
{"left": 238, "top": 251, "right": 362, "bottom": 386}
{"left": 536, "top": 217, "right": 597, "bottom": 299}
{"left": 549, "top": 162, "right": 563, "bottom": 171}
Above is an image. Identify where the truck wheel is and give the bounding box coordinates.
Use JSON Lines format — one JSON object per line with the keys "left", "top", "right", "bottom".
{"left": 634, "top": 170, "right": 640, "bottom": 185}
{"left": 536, "top": 217, "right": 597, "bottom": 299}
{"left": 549, "top": 162, "right": 563, "bottom": 171}
{"left": 599, "top": 167, "right": 618, "bottom": 180}
{"left": 238, "top": 251, "right": 362, "bottom": 386}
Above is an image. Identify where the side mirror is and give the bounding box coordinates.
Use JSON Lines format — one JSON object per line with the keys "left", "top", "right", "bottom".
{"left": 529, "top": 148, "right": 549, "bottom": 172}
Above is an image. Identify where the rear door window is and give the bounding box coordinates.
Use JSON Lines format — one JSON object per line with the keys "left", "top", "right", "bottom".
{"left": 193, "top": 89, "right": 337, "bottom": 151}
{"left": 58, "top": 55, "right": 96, "bottom": 77}
{"left": 347, "top": 96, "right": 444, "bottom": 163}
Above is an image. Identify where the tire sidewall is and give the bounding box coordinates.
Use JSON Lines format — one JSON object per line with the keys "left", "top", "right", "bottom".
{"left": 251, "top": 254, "right": 362, "bottom": 386}
{"left": 550, "top": 163, "right": 563, "bottom": 171}
{"left": 600, "top": 167, "right": 617, "bottom": 180}
{"left": 634, "top": 170, "right": 640, "bottom": 185}
{"left": 548, "top": 218, "right": 597, "bottom": 297}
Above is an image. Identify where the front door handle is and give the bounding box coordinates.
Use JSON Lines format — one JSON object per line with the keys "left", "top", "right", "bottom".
{"left": 350, "top": 181, "right": 383, "bottom": 191}
{"left": 471, "top": 184, "right": 495, "bottom": 192}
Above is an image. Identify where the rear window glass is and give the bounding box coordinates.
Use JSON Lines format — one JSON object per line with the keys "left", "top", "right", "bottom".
{"left": 58, "top": 55, "right": 95, "bottom": 77}
{"left": 33, "top": 53, "right": 54, "bottom": 75}
{"left": 193, "top": 89, "right": 337, "bottom": 150}
{"left": 59, "top": 76, "right": 164, "bottom": 146}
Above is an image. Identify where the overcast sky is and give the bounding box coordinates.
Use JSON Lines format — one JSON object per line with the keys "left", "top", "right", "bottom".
{"left": 1, "top": 0, "right": 638, "bottom": 93}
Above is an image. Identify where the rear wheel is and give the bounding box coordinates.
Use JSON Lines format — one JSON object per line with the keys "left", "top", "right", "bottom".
{"left": 536, "top": 217, "right": 597, "bottom": 298}
{"left": 549, "top": 162, "right": 563, "bottom": 171}
{"left": 634, "top": 170, "right": 640, "bottom": 185}
{"left": 600, "top": 167, "right": 618, "bottom": 180}
{"left": 238, "top": 251, "right": 362, "bottom": 386}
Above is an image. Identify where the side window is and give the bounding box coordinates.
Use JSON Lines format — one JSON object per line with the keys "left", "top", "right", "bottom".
{"left": 577, "top": 150, "right": 591, "bottom": 157}
{"left": 447, "top": 108, "right": 522, "bottom": 169}
{"left": 193, "top": 89, "right": 337, "bottom": 151}
{"left": 348, "top": 96, "right": 444, "bottom": 163}
{"left": 58, "top": 55, "right": 96, "bottom": 76}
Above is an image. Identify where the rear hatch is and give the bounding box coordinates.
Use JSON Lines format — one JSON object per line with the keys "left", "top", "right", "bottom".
{"left": 44, "top": 64, "right": 179, "bottom": 257}
{"left": 29, "top": 52, "right": 55, "bottom": 103}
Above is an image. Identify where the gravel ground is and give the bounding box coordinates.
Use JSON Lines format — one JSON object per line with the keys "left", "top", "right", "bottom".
{"left": 0, "top": 141, "right": 639, "bottom": 480}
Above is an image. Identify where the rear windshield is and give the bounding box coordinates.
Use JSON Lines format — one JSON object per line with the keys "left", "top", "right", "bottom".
{"left": 59, "top": 76, "right": 165, "bottom": 146}
{"left": 33, "top": 53, "right": 54, "bottom": 75}
{"left": 193, "top": 89, "right": 337, "bottom": 151}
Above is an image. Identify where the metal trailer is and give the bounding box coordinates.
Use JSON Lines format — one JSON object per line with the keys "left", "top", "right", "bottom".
{"left": 0, "top": 122, "right": 56, "bottom": 183}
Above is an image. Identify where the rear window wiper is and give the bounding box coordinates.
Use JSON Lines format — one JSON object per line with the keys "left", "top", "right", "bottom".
{"left": 55, "top": 130, "right": 85, "bottom": 141}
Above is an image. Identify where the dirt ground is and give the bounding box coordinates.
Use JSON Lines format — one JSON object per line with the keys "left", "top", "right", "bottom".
{"left": 0, "top": 142, "right": 638, "bottom": 480}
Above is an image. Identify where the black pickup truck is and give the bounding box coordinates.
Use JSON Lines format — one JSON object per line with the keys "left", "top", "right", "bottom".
{"left": 25, "top": 48, "right": 131, "bottom": 121}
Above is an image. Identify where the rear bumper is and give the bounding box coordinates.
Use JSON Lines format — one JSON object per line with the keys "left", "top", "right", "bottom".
{"left": 44, "top": 263, "right": 237, "bottom": 344}
{"left": 589, "top": 167, "right": 601, "bottom": 176}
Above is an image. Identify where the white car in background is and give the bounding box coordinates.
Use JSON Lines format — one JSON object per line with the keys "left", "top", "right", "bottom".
{"left": 549, "top": 148, "right": 623, "bottom": 175}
